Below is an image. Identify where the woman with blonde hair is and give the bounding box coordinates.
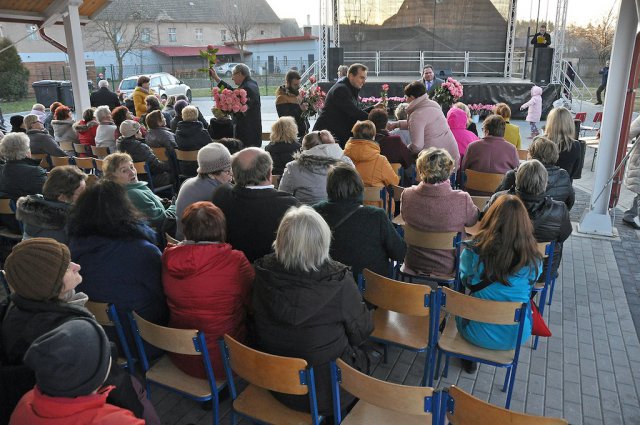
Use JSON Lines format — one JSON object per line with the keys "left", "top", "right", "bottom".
{"left": 457, "top": 194, "right": 542, "bottom": 371}
{"left": 400, "top": 148, "right": 478, "bottom": 280}
{"left": 544, "top": 106, "right": 582, "bottom": 179}
{"left": 265, "top": 116, "right": 301, "bottom": 175}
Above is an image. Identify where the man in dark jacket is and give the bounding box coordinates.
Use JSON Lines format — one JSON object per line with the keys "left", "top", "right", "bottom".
{"left": 209, "top": 64, "right": 262, "bottom": 147}
{"left": 530, "top": 24, "right": 551, "bottom": 48}
{"left": 487, "top": 160, "right": 572, "bottom": 278}
{"left": 595, "top": 60, "right": 609, "bottom": 105}
{"left": 275, "top": 70, "right": 308, "bottom": 137}
{"left": 211, "top": 148, "right": 299, "bottom": 262}
{"left": 90, "top": 80, "right": 120, "bottom": 110}
{"left": 313, "top": 63, "right": 382, "bottom": 147}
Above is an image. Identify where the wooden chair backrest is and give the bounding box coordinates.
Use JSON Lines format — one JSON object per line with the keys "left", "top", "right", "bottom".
{"left": 447, "top": 386, "right": 568, "bottom": 425}
{"left": 175, "top": 149, "right": 199, "bottom": 161}
{"left": 390, "top": 162, "right": 402, "bottom": 175}
{"left": 59, "top": 141, "right": 74, "bottom": 152}
{"left": 464, "top": 169, "right": 504, "bottom": 193}
{"left": 390, "top": 184, "right": 404, "bottom": 202}
{"left": 73, "top": 157, "right": 95, "bottom": 169}
{"left": 133, "top": 162, "right": 147, "bottom": 176}
{"left": 441, "top": 287, "right": 524, "bottom": 324}
{"left": 575, "top": 112, "right": 586, "bottom": 123}
{"left": 517, "top": 149, "right": 529, "bottom": 161}
{"left": 131, "top": 311, "right": 199, "bottom": 355}
{"left": 403, "top": 225, "right": 456, "bottom": 250}
{"left": 262, "top": 132, "right": 271, "bottom": 141}
{"left": 271, "top": 174, "right": 281, "bottom": 188}
{"left": 165, "top": 233, "right": 180, "bottom": 244}
{"left": 85, "top": 174, "right": 99, "bottom": 187}
{"left": 363, "top": 186, "right": 384, "bottom": 203}
{"left": 362, "top": 269, "right": 431, "bottom": 316}
{"left": 537, "top": 242, "right": 551, "bottom": 258}
{"left": 471, "top": 196, "right": 489, "bottom": 211}
{"left": 0, "top": 199, "right": 15, "bottom": 215}
{"left": 336, "top": 358, "right": 434, "bottom": 417}
{"left": 50, "top": 156, "right": 72, "bottom": 167}
{"left": 85, "top": 301, "right": 113, "bottom": 326}
{"left": 91, "top": 145, "right": 110, "bottom": 159}
{"left": 223, "top": 334, "right": 309, "bottom": 395}
{"left": 95, "top": 159, "right": 105, "bottom": 172}
{"left": 73, "top": 143, "right": 89, "bottom": 155}
{"left": 30, "top": 153, "right": 49, "bottom": 169}
{"left": 151, "top": 147, "right": 169, "bottom": 161}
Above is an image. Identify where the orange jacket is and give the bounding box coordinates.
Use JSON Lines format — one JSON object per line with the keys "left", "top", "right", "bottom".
{"left": 344, "top": 138, "right": 400, "bottom": 187}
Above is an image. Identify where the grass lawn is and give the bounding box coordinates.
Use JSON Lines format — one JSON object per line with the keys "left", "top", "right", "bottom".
{"left": 192, "top": 85, "right": 282, "bottom": 97}
{"left": 2, "top": 98, "right": 37, "bottom": 114}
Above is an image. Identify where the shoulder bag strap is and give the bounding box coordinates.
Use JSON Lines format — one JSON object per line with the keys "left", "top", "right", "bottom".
{"left": 332, "top": 206, "right": 363, "bottom": 230}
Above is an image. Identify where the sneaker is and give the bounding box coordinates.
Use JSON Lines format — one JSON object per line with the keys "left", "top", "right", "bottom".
{"left": 623, "top": 218, "right": 640, "bottom": 229}
{"left": 460, "top": 359, "right": 478, "bottom": 373}
{"left": 595, "top": 101, "right": 603, "bottom": 105}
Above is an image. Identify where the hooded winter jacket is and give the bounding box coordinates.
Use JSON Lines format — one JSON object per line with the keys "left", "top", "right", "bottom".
{"left": 343, "top": 138, "right": 400, "bottom": 187}
{"left": 73, "top": 120, "right": 99, "bottom": 147}
{"left": 252, "top": 254, "right": 373, "bottom": 416}
{"left": 16, "top": 195, "right": 71, "bottom": 243}
{"left": 51, "top": 119, "right": 78, "bottom": 144}
{"left": 446, "top": 107, "right": 478, "bottom": 157}
{"left": 521, "top": 86, "right": 543, "bottom": 122}
{"left": 496, "top": 164, "right": 575, "bottom": 210}
{"left": 278, "top": 144, "right": 344, "bottom": 204}
{"left": 162, "top": 242, "right": 254, "bottom": 379}
{"left": 26, "top": 129, "right": 67, "bottom": 157}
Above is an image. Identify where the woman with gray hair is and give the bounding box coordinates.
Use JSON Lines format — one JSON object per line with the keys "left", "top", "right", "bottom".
{"left": 252, "top": 205, "right": 373, "bottom": 416}
{"left": 495, "top": 136, "right": 575, "bottom": 209}
{"left": 94, "top": 105, "right": 117, "bottom": 151}
{"left": 277, "top": 130, "right": 348, "bottom": 204}
{"left": 400, "top": 148, "right": 479, "bottom": 281}
{"left": 0, "top": 133, "right": 48, "bottom": 232}
{"left": 389, "top": 102, "right": 412, "bottom": 146}
{"left": 487, "top": 159, "right": 572, "bottom": 279}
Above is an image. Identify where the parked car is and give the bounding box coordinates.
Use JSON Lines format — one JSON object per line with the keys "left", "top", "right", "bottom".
{"left": 117, "top": 72, "right": 192, "bottom": 101}
{"left": 215, "top": 63, "right": 240, "bottom": 77}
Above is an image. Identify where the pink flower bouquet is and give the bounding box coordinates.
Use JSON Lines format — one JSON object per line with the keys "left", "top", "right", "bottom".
{"left": 212, "top": 87, "right": 248, "bottom": 119}
{"left": 431, "top": 77, "right": 464, "bottom": 108}
{"left": 300, "top": 85, "right": 326, "bottom": 119}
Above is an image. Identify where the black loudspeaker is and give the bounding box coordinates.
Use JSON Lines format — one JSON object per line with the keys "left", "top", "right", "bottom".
{"left": 328, "top": 47, "right": 344, "bottom": 79}
{"left": 532, "top": 47, "right": 554, "bottom": 85}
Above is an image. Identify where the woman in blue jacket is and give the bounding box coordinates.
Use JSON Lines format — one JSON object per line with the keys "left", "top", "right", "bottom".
{"left": 457, "top": 195, "right": 542, "bottom": 371}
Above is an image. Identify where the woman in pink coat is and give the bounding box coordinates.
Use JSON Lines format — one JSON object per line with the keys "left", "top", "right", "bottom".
{"left": 520, "top": 85, "right": 543, "bottom": 138}
{"left": 446, "top": 107, "right": 478, "bottom": 158}
{"left": 388, "top": 81, "right": 460, "bottom": 167}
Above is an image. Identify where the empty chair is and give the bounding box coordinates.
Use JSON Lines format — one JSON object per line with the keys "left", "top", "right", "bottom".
{"left": 362, "top": 269, "right": 439, "bottom": 386}
{"left": 128, "top": 311, "right": 226, "bottom": 425}
{"left": 219, "top": 334, "right": 322, "bottom": 425}
{"left": 440, "top": 385, "right": 567, "bottom": 424}
{"left": 330, "top": 358, "right": 439, "bottom": 425}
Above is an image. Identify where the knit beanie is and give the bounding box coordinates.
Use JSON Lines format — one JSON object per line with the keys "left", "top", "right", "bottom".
{"left": 23, "top": 318, "right": 112, "bottom": 397}
{"left": 22, "top": 114, "right": 40, "bottom": 130}
{"left": 174, "top": 100, "right": 189, "bottom": 118}
{"left": 5, "top": 238, "right": 70, "bottom": 301}
{"left": 197, "top": 142, "right": 231, "bottom": 174}
{"left": 120, "top": 119, "right": 140, "bottom": 138}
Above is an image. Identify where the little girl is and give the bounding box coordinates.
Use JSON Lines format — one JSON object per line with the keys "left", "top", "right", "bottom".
{"left": 520, "top": 85, "right": 543, "bottom": 138}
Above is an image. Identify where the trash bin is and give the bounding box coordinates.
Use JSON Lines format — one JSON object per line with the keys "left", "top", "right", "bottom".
{"left": 32, "top": 80, "right": 61, "bottom": 107}
{"left": 59, "top": 81, "right": 74, "bottom": 110}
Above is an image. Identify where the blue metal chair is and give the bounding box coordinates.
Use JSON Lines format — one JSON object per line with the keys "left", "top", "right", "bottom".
{"left": 433, "top": 287, "right": 528, "bottom": 409}
{"left": 85, "top": 301, "right": 136, "bottom": 372}
{"left": 531, "top": 241, "right": 555, "bottom": 350}
{"left": 330, "top": 358, "right": 440, "bottom": 424}
{"left": 219, "top": 334, "right": 323, "bottom": 425}
{"left": 386, "top": 184, "right": 404, "bottom": 220}
{"left": 439, "top": 385, "right": 568, "bottom": 424}
{"left": 128, "top": 311, "right": 226, "bottom": 425}
{"left": 361, "top": 269, "right": 440, "bottom": 387}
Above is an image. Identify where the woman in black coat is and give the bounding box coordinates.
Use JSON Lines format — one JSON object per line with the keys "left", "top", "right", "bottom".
{"left": 252, "top": 205, "right": 372, "bottom": 416}
{"left": 264, "top": 116, "right": 301, "bottom": 176}
{"left": 175, "top": 106, "right": 212, "bottom": 177}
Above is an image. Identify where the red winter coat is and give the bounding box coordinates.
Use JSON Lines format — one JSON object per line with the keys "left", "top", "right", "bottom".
{"left": 73, "top": 120, "right": 99, "bottom": 147}
{"left": 162, "top": 242, "right": 254, "bottom": 379}
{"left": 10, "top": 386, "right": 144, "bottom": 425}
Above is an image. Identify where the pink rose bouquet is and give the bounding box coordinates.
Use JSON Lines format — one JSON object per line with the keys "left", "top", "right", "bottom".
{"left": 431, "top": 77, "right": 464, "bottom": 108}
{"left": 212, "top": 87, "right": 248, "bottom": 119}
{"left": 300, "top": 85, "right": 326, "bottom": 119}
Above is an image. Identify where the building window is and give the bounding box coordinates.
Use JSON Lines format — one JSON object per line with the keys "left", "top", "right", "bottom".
{"left": 141, "top": 28, "right": 151, "bottom": 43}
{"left": 221, "top": 29, "right": 226, "bottom": 42}
{"left": 195, "top": 28, "right": 203, "bottom": 42}
{"left": 260, "top": 30, "right": 265, "bottom": 35}
{"left": 27, "top": 24, "right": 39, "bottom": 40}
{"left": 168, "top": 28, "right": 177, "bottom": 42}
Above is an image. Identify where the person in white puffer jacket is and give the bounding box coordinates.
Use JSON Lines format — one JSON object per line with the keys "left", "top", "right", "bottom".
{"left": 623, "top": 116, "right": 640, "bottom": 228}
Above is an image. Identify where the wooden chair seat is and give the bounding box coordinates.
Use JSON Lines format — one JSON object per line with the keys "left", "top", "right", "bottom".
{"left": 51, "top": 156, "right": 72, "bottom": 167}
{"left": 341, "top": 400, "right": 427, "bottom": 425}
{"left": 147, "top": 356, "right": 224, "bottom": 398}
{"left": 438, "top": 317, "right": 515, "bottom": 365}
{"left": 371, "top": 309, "right": 429, "bottom": 350}
{"left": 233, "top": 384, "right": 316, "bottom": 425}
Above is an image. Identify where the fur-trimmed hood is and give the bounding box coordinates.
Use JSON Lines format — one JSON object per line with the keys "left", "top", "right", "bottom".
{"left": 293, "top": 143, "right": 345, "bottom": 171}
{"left": 16, "top": 194, "right": 70, "bottom": 230}
{"left": 73, "top": 120, "right": 99, "bottom": 133}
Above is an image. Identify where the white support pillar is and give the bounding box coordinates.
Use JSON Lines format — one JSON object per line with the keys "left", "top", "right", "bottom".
{"left": 62, "top": 0, "right": 90, "bottom": 115}
{"left": 578, "top": 0, "right": 638, "bottom": 236}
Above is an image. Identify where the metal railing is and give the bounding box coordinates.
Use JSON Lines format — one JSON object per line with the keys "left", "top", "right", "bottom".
{"left": 558, "top": 59, "right": 594, "bottom": 110}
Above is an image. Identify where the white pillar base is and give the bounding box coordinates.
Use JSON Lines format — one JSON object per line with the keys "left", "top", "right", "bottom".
{"left": 577, "top": 207, "right": 615, "bottom": 237}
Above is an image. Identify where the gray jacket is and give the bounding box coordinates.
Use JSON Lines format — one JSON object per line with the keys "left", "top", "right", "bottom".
{"left": 51, "top": 119, "right": 78, "bottom": 143}
{"left": 95, "top": 122, "right": 117, "bottom": 151}
{"left": 27, "top": 129, "right": 67, "bottom": 157}
{"left": 624, "top": 116, "right": 640, "bottom": 194}
{"left": 279, "top": 144, "right": 349, "bottom": 205}
{"left": 146, "top": 127, "right": 177, "bottom": 151}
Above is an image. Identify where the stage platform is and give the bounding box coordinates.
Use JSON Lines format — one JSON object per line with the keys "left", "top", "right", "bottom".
{"left": 319, "top": 76, "right": 561, "bottom": 120}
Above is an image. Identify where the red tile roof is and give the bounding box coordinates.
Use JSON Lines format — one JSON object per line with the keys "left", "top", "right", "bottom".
{"left": 151, "top": 45, "right": 246, "bottom": 57}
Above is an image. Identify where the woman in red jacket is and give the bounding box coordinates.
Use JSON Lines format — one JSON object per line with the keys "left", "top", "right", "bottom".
{"left": 162, "top": 201, "right": 254, "bottom": 379}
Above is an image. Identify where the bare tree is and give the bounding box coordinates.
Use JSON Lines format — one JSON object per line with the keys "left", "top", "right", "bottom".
{"left": 567, "top": 8, "right": 616, "bottom": 66}
{"left": 219, "top": 0, "right": 257, "bottom": 62}
{"left": 86, "top": 2, "right": 155, "bottom": 81}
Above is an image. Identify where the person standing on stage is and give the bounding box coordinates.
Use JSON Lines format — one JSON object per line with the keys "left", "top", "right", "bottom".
{"left": 421, "top": 64, "right": 443, "bottom": 97}
{"left": 531, "top": 24, "right": 551, "bottom": 48}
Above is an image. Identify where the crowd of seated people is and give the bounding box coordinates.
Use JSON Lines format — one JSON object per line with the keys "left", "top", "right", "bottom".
{"left": 0, "top": 71, "right": 587, "bottom": 423}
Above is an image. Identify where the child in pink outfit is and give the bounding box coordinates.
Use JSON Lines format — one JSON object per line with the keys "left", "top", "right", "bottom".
{"left": 520, "top": 85, "right": 543, "bottom": 138}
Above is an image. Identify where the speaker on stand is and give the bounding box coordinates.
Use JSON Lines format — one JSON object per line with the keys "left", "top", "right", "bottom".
{"left": 531, "top": 47, "right": 554, "bottom": 85}
{"left": 328, "top": 47, "right": 344, "bottom": 80}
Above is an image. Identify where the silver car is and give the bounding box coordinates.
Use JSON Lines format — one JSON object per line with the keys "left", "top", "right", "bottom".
{"left": 117, "top": 72, "right": 192, "bottom": 101}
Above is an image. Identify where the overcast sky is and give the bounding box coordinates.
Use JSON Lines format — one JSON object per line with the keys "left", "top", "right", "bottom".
{"left": 265, "top": 0, "right": 619, "bottom": 27}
